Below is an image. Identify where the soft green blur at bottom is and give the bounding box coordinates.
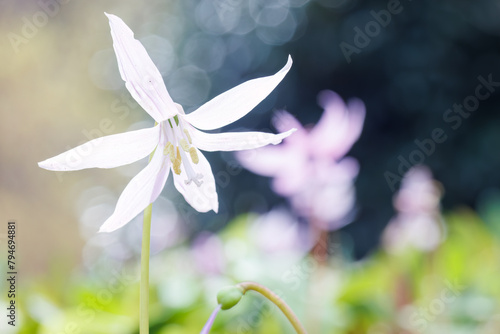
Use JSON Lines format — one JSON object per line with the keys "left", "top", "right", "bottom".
{"left": 11, "top": 206, "right": 500, "bottom": 334}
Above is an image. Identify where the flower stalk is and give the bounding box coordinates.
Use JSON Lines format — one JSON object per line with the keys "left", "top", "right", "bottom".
{"left": 140, "top": 147, "right": 155, "bottom": 334}
{"left": 140, "top": 202, "right": 152, "bottom": 334}
{"left": 216, "top": 282, "right": 308, "bottom": 334}
{"left": 238, "top": 282, "right": 307, "bottom": 334}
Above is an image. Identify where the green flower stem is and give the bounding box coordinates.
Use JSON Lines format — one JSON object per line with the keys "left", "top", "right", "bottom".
{"left": 140, "top": 203, "right": 152, "bottom": 334}
{"left": 140, "top": 144, "right": 156, "bottom": 334}
{"left": 237, "top": 282, "right": 308, "bottom": 334}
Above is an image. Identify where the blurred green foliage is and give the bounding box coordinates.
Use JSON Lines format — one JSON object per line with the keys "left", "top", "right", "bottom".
{"left": 4, "top": 205, "right": 499, "bottom": 333}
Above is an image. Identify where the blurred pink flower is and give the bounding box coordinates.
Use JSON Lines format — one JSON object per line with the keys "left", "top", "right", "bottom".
{"left": 191, "top": 232, "right": 226, "bottom": 276}
{"left": 237, "top": 90, "right": 365, "bottom": 230}
{"left": 383, "top": 166, "right": 445, "bottom": 253}
{"left": 250, "top": 208, "right": 310, "bottom": 254}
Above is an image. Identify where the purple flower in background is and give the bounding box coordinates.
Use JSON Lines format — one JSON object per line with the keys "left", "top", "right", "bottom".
{"left": 237, "top": 90, "right": 365, "bottom": 230}
{"left": 250, "top": 208, "right": 310, "bottom": 254}
{"left": 191, "top": 232, "right": 226, "bottom": 276}
{"left": 382, "top": 165, "right": 445, "bottom": 253}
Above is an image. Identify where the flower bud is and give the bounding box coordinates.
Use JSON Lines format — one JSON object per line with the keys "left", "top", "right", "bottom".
{"left": 216, "top": 286, "right": 244, "bottom": 310}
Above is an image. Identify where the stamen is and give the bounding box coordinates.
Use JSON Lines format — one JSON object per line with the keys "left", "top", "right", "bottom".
{"left": 164, "top": 142, "right": 176, "bottom": 164}
{"left": 176, "top": 144, "right": 203, "bottom": 187}
{"left": 189, "top": 147, "right": 199, "bottom": 164}
{"left": 179, "top": 139, "right": 190, "bottom": 152}
{"left": 172, "top": 159, "right": 181, "bottom": 175}
{"left": 172, "top": 147, "right": 182, "bottom": 175}
{"left": 163, "top": 117, "right": 203, "bottom": 185}
{"left": 183, "top": 129, "right": 192, "bottom": 144}
{"left": 163, "top": 142, "right": 172, "bottom": 155}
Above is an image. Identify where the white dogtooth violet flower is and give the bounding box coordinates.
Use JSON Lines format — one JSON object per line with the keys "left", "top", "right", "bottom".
{"left": 38, "top": 13, "right": 295, "bottom": 233}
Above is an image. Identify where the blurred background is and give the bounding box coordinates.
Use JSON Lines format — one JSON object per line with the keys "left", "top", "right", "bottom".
{"left": 1, "top": 0, "right": 500, "bottom": 333}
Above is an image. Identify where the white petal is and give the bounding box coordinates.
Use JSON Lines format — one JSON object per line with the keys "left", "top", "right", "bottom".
{"left": 173, "top": 149, "right": 218, "bottom": 213}
{"left": 38, "top": 126, "right": 160, "bottom": 171}
{"left": 184, "top": 55, "right": 293, "bottom": 130}
{"left": 189, "top": 126, "right": 296, "bottom": 152}
{"left": 99, "top": 147, "right": 170, "bottom": 233}
{"left": 106, "top": 13, "right": 177, "bottom": 122}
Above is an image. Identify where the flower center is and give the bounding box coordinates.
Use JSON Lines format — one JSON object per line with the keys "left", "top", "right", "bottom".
{"left": 162, "top": 118, "right": 203, "bottom": 187}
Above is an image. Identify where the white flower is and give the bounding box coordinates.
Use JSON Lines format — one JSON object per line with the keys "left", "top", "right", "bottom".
{"left": 38, "top": 13, "right": 294, "bottom": 233}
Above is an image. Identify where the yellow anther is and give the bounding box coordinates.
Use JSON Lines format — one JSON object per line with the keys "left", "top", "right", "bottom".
{"left": 164, "top": 142, "right": 172, "bottom": 155}
{"left": 183, "top": 129, "right": 192, "bottom": 144}
{"left": 179, "top": 139, "right": 190, "bottom": 152}
{"left": 170, "top": 146, "right": 182, "bottom": 175}
{"left": 172, "top": 159, "right": 181, "bottom": 175}
{"left": 172, "top": 147, "right": 182, "bottom": 174}
{"left": 189, "top": 147, "right": 199, "bottom": 164}
{"left": 164, "top": 142, "right": 176, "bottom": 164}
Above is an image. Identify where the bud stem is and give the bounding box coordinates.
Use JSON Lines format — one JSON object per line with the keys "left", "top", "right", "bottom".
{"left": 237, "top": 282, "right": 308, "bottom": 334}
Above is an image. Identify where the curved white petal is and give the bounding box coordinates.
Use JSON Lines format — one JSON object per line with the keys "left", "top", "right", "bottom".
{"left": 38, "top": 126, "right": 160, "bottom": 171}
{"left": 184, "top": 55, "right": 293, "bottom": 130}
{"left": 99, "top": 147, "right": 170, "bottom": 233}
{"left": 106, "top": 13, "right": 177, "bottom": 122}
{"left": 173, "top": 149, "right": 218, "bottom": 213}
{"left": 189, "top": 126, "right": 296, "bottom": 152}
